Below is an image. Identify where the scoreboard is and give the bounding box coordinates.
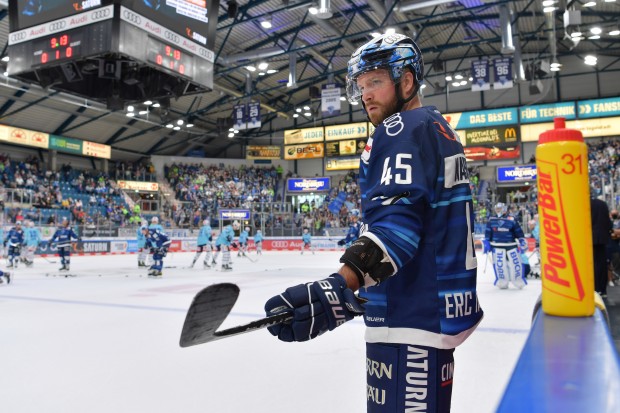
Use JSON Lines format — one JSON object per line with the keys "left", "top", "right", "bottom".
{"left": 8, "top": 1, "right": 217, "bottom": 109}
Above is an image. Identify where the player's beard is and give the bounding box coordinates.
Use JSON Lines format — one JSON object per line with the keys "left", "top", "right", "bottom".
{"left": 368, "top": 98, "right": 400, "bottom": 126}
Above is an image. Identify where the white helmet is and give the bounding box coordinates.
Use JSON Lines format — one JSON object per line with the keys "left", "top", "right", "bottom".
{"left": 245, "top": 227, "right": 250, "bottom": 232}
{"left": 29, "top": 221, "right": 35, "bottom": 228}
{"left": 15, "top": 220, "right": 22, "bottom": 226}
{"left": 203, "top": 219, "right": 209, "bottom": 226}
{"left": 494, "top": 202, "right": 507, "bottom": 216}
{"left": 232, "top": 220, "right": 240, "bottom": 230}
{"left": 151, "top": 217, "right": 159, "bottom": 224}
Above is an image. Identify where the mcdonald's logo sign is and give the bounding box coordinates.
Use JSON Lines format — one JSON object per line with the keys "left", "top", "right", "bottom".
{"left": 504, "top": 127, "right": 517, "bottom": 142}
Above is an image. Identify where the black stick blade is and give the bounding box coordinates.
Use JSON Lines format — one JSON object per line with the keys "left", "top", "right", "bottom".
{"left": 180, "top": 283, "right": 240, "bottom": 347}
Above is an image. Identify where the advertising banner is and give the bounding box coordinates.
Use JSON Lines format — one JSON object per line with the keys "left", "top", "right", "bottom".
{"left": 246, "top": 145, "right": 281, "bottom": 160}
{"left": 0, "top": 124, "right": 49, "bottom": 148}
{"left": 496, "top": 165, "right": 537, "bottom": 182}
{"left": 521, "top": 116, "right": 620, "bottom": 142}
{"left": 284, "top": 143, "right": 324, "bottom": 160}
{"left": 577, "top": 96, "right": 620, "bottom": 119}
{"left": 325, "top": 139, "right": 366, "bottom": 157}
{"left": 283, "top": 127, "right": 324, "bottom": 144}
{"left": 324, "top": 122, "right": 368, "bottom": 141}
{"left": 444, "top": 107, "right": 518, "bottom": 129}
{"left": 82, "top": 227, "right": 120, "bottom": 237}
{"left": 325, "top": 156, "right": 361, "bottom": 171}
{"left": 286, "top": 177, "right": 331, "bottom": 192}
{"left": 464, "top": 145, "right": 520, "bottom": 161}
{"left": 49, "top": 134, "right": 83, "bottom": 155}
{"left": 117, "top": 180, "right": 160, "bottom": 192}
{"left": 219, "top": 209, "right": 251, "bottom": 220}
{"left": 520, "top": 102, "right": 576, "bottom": 124}
{"left": 463, "top": 125, "right": 519, "bottom": 146}
{"left": 83, "top": 141, "right": 112, "bottom": 159}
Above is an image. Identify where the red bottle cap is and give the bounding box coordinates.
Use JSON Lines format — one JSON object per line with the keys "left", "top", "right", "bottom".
{"left": 538, "top": 117, "right": 583, "bottom": 144}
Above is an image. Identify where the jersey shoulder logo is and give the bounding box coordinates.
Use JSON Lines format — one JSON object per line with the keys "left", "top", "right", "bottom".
{"left": 361, "top": 135, "right": 374, "bottom": 164}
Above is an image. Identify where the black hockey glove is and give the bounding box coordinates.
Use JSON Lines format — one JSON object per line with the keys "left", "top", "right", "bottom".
{"left": 231, "top": 242, "right": 238, "bottom": 249}
{"left": 339, "top": 236, "right": 395, "bottom": 287}
{"left": 337, "top": 239, "right": 346, "bottom": 246}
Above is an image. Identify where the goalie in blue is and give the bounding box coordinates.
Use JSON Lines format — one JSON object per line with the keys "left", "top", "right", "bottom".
{"left": 264, "top": 33, "right": 483, "bottom": 413}
{"left": 483, "top": 202, "right": 527, "bottom": 289}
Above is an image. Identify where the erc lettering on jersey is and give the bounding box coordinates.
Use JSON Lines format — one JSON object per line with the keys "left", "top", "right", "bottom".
{"left": 444, "top": 153, "right": 469, "bottom": 188}
{"left": 444, "top": 291, "right": 480, "bottom": 318}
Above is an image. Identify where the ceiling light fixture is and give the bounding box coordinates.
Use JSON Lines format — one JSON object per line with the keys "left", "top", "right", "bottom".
{"left": 583, "top": 1, "right": 596, "bottom": 6}
{"left": 260, "top": 15, "right": 272, "bottom": 29}
{"left": 257, "top": 62, "right": 269, "bottom": 70}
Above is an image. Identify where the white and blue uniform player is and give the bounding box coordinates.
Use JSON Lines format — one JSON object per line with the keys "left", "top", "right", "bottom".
{"left": 136, "top": 221, "right": 148, "bottom": 267}
{"left": 191, "top": 219, "right": 213, "bottom": 269}
{"left": 142, "top": 226, "right": 171, "bottom": 277}
{"left": 214, "top": 225, "right": 235, "bottom": 271}
{"left": 50, "top": 219, "right": 80, "bottom": 272}
{"left": 483, "top": 202, "right": 527, "bottom": 289}
{"left": 147, "top": 217, "right": 164, "bottom": 265}
{"left": 4, "top": 221, "right": 25, "bottom": 269}
{"left": 300, "top": 228, "right": 314, "bottom": 254}
{"left": 338, "top": 214, "right": 361, "bottom": 248}
{"left": 265, "top": 33, "right": 483, "bottom": 413}
{"left": 24, "top": 221, "right": 42, "bottom": 267}
{"left": 237, "top": 227, "right": 249, "bottom": 256}
{"left": 253, "top": 230, "right": 263, "bottom": 255}
{"left": 0, "top": 224, "right": 5, "bottom": 260}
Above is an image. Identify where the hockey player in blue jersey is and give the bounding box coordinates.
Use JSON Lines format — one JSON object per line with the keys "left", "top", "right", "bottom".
{"left": 253, "top": 230, "right": 263, "bottom": 255}
{"left": 213, "top": 224, "right": 235, "bottom": 271}
{"left": 147, "top": 217, "right": 164, "bottom": 266}
{"left": 300, "top": 228, "right": 314, "bottom": 254}
{"left": 265, "top": 33, "right": 483, "bottom": 413}
{"left": 4, "top": 221, "right": 25, "bottom": 269}
{"left": 338, "top": 213, "right": 361, "bottom": 248}
{"left": 24, "top": 221, "right": 42, "bottom": 267}
{"left": 136, "top": 220, "right": 148, "bottom": 267}
{"left": 50, "top": 219, "right": 80, "bottom": 272}
{"left": 483, "top": 202, "right": 527, "bottom": 289}
{"left": 237, "top": 227, "right": 249, "bottom": 256}
{"left": 191, "top": 219, "right": 213, "bottom": 269}
{"left": 142, "top": 226, "right": 171, "bottom": 277}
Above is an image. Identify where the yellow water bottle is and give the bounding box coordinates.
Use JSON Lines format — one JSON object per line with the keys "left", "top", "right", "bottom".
{"left": 536, "top": 117, "right": 594, "bottom": 317}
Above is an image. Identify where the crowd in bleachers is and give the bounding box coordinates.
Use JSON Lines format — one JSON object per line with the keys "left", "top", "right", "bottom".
{"left": 0, "top": 155, "right": 133, "bottom": 226}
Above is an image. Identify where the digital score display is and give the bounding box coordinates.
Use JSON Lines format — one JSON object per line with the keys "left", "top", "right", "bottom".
{"left": 33, "top": 32, "right": 83, "bottom": 66}
{"left": 146, "top": 37, "right": 194, "bottom": 77}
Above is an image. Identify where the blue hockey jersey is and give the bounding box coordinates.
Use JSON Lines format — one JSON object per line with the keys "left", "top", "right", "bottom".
{"left": 5, "top": 227, "right": 25, "bottom": 246}
{"left": 50, "top": 227, "right": 79, "bottom": 248}
{"left": 485, "top": 214, "right": 525, "bottom": 247}
{"left": 215, "top": 226, "right": 234, "bottom": 247}
{"left": 197, "top": 225, "right": 213, "bottom": 246}
{"left": 357, "top": 106, "right": 483, "bottom": 349}
{"left": 25, "top": 227, "right": 42, "bottom": 247}
{"left": 146, "top": 229, "right": 171, "bottom": 249}
{"left": 238, "top": 229, "right": 249, "bottom": 244}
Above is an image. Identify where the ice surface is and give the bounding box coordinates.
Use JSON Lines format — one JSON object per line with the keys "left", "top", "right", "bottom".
{"left": 0, "top": 250, "right": 540, "bottom": 413}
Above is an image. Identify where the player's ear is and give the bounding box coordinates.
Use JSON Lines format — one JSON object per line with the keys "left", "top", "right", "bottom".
{"left": 401, "top": 69, "right": 416, "bottom": 96}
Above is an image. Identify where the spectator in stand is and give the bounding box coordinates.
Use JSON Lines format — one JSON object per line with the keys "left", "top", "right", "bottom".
{"left": 591, "top": 197, "right": 612, "bottom": 297}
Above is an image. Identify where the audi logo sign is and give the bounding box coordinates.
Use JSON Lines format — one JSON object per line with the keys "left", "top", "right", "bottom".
{"left": 90, "top": 8, "right": 111, "bottom": 21}
{"left": 271, "top": 241, "right": 289, "bottom": 249}
{"left": 164, "top": 31, "right": 180, "bottom": 44}
{"left": 48, "top": 21, "right": 67, "bottom": 31}
{"left": 122, "top": 10, "right": 142, "bottom": 25}
{"left": 9, "top": 31, "right": 27, "bottom": 45}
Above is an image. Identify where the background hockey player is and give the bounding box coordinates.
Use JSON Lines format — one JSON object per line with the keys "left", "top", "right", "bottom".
{"left": 237, "top": 227, "right": 249, "bottom": 257}
{"left": 23, "top": 221, "right": 42, "bottom": 267}
{"left": 483, "top": 202, "right": 527, "bottom": 289}
{"left": 142, "top": 226, "right": 171, "bottom": 277}
{"left": 338, "top": 213, "right": 361, "bottom": 248}
{"left": 264, "top": 33, "right": 483, "bottom": 413}
{"left": 0, "top": 269, "right": 10, "bottom": 285}
{"left": 147, "top": 217, "right": 164, "bottom": 266}
{"left": 191, "top": 219, "right": 213, "bottom": 269}
{"left": 4, "top": 221, "right": 25, "bottom": 269}
{"left": 300, "top": 228, "right": 314, "bottom": 254}
{"left": 214, "top": 224, "right": 235, "bottom": 271}
{"left": 50, "top": 219, "right": 80, "bottom": 272}
{"left": 253, "top": 230, "right": 263, "bottom": 255}
{"left": 136, "top": 220, "right": 148, "bottom": 268}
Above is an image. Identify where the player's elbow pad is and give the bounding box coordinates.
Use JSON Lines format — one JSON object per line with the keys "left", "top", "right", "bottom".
{"left": 339, "top": 236, "right": 394, "bottom": 287}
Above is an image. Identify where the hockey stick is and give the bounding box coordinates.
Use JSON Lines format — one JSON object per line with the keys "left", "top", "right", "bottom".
{"left": 240, "top": 253, "right": 257, "bottom": 263}
{"left": 179, "top": 283, "right": 292, "bottom": 347}
{"left": 41, "top": 255, "right": 57, "bottom": 263}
